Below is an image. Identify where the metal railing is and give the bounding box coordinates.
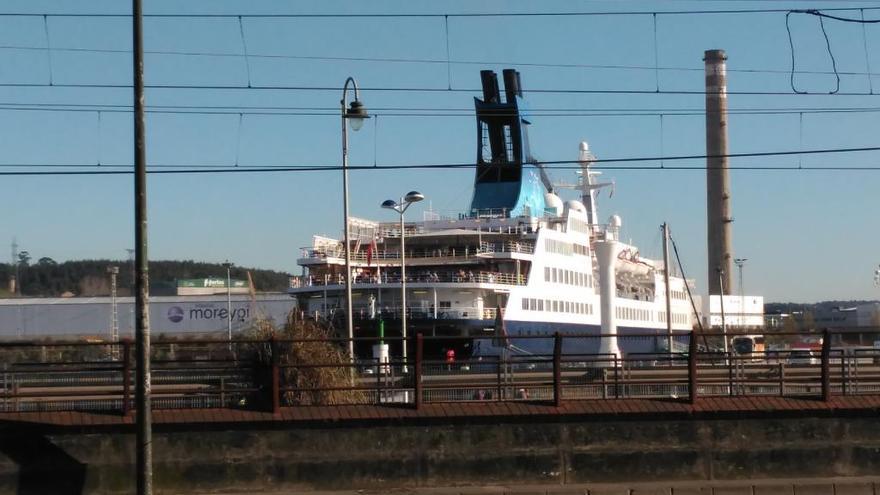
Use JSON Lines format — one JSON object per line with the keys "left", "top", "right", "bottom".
{"left": 298, "top": 241, "right": 535, "bottom": 264}
{"left": 303, "top": 306, "right": 502, "bottom": 322}
{"left": 291, "top": 270, "right": 527, "bottom": 288}
{"left": 2, "top": 330, "right": 880, "bottom": 415}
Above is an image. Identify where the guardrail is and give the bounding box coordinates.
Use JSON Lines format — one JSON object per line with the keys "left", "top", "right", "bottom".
{"left": 1, "top": 330, "right": 878, "bottom": 415}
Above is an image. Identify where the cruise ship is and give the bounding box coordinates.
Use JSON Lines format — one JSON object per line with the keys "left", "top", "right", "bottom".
{"left": 289, "top": 69, "right": 697, "bottom": 359}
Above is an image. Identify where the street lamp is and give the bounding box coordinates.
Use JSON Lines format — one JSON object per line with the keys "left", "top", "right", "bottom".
{"left": 342, "top": 77, "right": 370, "bottom": 362}
{"left": 734, "top": 258, "right": 747, "bottom": 328}
{"left": 382, "top": 191, "right": 425, "bottom": 371}
{"left": 222, "top": 260, "right": 233, "bottom": 350}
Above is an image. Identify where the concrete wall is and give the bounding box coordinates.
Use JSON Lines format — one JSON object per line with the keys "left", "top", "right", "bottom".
{"left": 3, "top": 415, "right": 880, "bottom": 494}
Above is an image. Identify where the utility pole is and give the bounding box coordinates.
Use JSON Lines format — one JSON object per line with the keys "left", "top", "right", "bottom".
{"left": 132, "top": 0, "right": 152, "bottom": 492}
{"left": 662, "top": 223, "right": 673, "bottom": 357}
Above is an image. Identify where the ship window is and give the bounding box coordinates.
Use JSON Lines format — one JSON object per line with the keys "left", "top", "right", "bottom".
{"left": 538, "top": 299, "right": 544, "bottom": 311}
{"left": 522, "top": 298, "right": 528, "bottom": 310}
{"left": 544, "top": 267, "right": 550, "bottom": 281}
{"left": 552, "top": 300, "right": 559, "bottom": 312}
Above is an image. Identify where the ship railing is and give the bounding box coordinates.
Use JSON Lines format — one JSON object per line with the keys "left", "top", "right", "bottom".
{"left": 300, "top": 242, "right": 535, "bottom": 263}
{"left": 291, "top": 270, "right": 526, "bottom": 288}
{"left": 478, "top": 241, "right": 535, "bottom": 255}
{"left": 306, "top": 306, "right": 493, "bottom": 321}
{"left": 3, "top": 330, "right": 880, "bottom": 413}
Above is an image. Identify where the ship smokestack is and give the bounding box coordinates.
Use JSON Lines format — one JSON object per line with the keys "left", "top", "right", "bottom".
{"left": 502, "top": 69, "right": 521, "bottom": 103}
{"left": 705, "top": 49, "right": 733, "bottom": 295}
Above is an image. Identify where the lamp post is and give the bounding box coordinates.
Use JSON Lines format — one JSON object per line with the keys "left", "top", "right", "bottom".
{"left": 734, "top": 258, "right": 747, "bottom": 328}
{"left": 107, "top": 266, "right": 120, "bottom": 359}
{"left": 382, "top": 191, "right": 425, "bottom": 371}
{"left": 222, "top": 260, "right": 233, "bottom": 350}
{"left": 342, "top": 77, "right": 370, "bottom": 362}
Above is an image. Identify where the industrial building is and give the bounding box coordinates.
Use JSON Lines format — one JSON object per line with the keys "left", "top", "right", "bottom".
{"left": 0, "top": 293, "right": 296, "bottom": 340}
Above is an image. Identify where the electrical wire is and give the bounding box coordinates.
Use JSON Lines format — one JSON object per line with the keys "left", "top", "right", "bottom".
{"left": 797, "top": 9, "right": 880, "bottom": 24}
{"left": 6, "top": 101, "right": 880, "bottom": 115}
{"left": 2, "top": 163, "right": 880, "bottom": 176}
{"left": 3, "top": 144, "right": 880, "bottom": 172}
{"left": 3, "top": 80, "right": 880, "bottom": 96}
{"left": 817, "top": 13, "right": 840, "bottom": 94}
{"left": 1, "top": 7, "right": 880, "bottom": 18}
{"left": 7, "top": 103, "right": 880, "bottom": 118}
{"left": 5, "top": 43, "right": 880, "bottom": 78}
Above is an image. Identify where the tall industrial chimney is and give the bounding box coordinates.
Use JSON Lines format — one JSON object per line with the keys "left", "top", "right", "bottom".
{"left": 705, "top": 49, "right": 733, "bottom": 295}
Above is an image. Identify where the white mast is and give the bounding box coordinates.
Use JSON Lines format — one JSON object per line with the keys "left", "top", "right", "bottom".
{"left": 554, "top": 142, "right": 613, "bottom": 228}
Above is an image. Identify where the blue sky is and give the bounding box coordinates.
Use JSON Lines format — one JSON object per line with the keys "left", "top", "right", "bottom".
{"left": 0, "top": 0, "right": 878, "bottom": 303}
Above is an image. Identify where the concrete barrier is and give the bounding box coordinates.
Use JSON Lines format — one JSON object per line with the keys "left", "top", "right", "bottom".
{"left": 3, "top": 416, "right": 880, "bottom": 494}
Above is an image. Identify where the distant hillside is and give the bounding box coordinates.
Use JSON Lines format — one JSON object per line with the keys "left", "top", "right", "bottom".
{"left": 765, "top": 300, "right": 879, "bottom": 315}
{"left": 0, "top": 259, "right": 291, "bottom": 297}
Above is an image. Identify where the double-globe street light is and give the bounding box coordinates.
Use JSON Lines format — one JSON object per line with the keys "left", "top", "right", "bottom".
{"left": 381, "top": 191, "right": 425, "bottom": 371}
{"left": 341, "top": 77, "right": 370, "bottom": 361}
{"left": 734, "top": 258, "right": 748, "bottom": 328}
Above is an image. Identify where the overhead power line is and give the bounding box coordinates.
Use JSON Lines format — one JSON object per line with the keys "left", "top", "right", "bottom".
{"left": 2, "top": 164, "right": 879, "bottom": 177}
{"left": 6, "top": 101, "right": 880, "bottom": 115}
{"left": 3, "top": 144, "right": 880, "bottom": 174}
{"left": 4, "top": 81, "right": 880, "bottom": 96}
{"left": 7, "top": 102, "right": 880, "bottom": 118}
{"left": 6, "top": 43, "right": 880, "bottom": 78}
{"left": 0, "top": 6, "right": 879, "bottom": 18}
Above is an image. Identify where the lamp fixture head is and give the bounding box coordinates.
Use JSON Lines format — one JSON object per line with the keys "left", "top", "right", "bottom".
{"left": 345, "top": 100, "right": 369, "bottom": 131}
{"left": 404, "top": 191, "right": 425, "bottom": 204}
